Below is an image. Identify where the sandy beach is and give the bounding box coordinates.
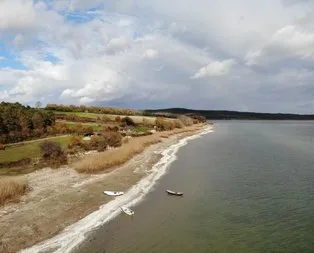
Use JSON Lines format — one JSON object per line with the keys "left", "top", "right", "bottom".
{"left": 0, "top": 125, "right": 212, "bottom": 253}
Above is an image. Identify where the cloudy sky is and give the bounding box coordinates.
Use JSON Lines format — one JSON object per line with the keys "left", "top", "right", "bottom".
{"left": 0, "top": 0, "right": 314, "bottom": 113}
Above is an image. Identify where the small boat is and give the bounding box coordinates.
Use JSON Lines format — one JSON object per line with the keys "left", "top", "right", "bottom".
{"left": 166, "top": 190, "right": 184, "bottom": 196}
{"left": 104, "top": 191, "right": 124, "bottom": 196}
{"left": 121, "top": 206, "right": 134, "bottom": 216}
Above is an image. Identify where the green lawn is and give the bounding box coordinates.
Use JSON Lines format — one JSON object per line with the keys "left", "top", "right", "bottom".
{"left": 59, "top": 121, "right": 103, "bottom": 131}
{"left": 0, "top": 136, "right": 71, "bottom": 164}
{"left": 53, "top": 111, "right": 158, "bottom": 124}
{"left": 54, "top": 111, "right": 101, "bottom": 118}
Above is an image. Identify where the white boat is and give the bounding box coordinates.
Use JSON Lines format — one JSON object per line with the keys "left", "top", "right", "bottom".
{"left": 103, "top": 191, "right": 124, "bottom": 196}
{"left": 166, "top": 190, "right": 184, "bottom": 196}
{"left": 121, "top": 206, "right": 135, "bottom": 216}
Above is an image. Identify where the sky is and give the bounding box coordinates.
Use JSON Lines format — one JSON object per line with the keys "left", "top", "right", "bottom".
{"left": 0, "top": 0, "right": 314, "bottom": 113}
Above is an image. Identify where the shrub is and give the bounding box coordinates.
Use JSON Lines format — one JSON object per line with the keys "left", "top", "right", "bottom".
{"left": 121, "top": 116, "right": 136, "bottom": 126}
{"left": 89, "top": 136, "right": 108, "bottom": 152}
{"left": 40, "top": 141, "right": 64, "bottom": 159}
{"left": 67, "top": 135, "right": 85, "bottom": 149}
{"left": 155, "top": 117, "right": 175, "bottom": 131}
{"left": 186, "top": 114, "right": 207, "bottom": 123}
{"left": 103, "top": 131, "right": 122, "bottom": 147}
{"left": 0, "top": 143, "right": 5, "bottom": 150}
{"left": 115, "top": 116, "right": 121, "bottom": 122}
{"left": 174, "top": 119, "right": 184, "bottom": 128}
{"left": 178, "top": 115, "right": 194, "bottom": 126}
{"left": 101, "top": 115, "right": 111, "bottom": 123}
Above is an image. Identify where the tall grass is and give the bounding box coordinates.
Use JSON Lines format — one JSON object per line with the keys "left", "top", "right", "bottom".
{"left": 75, "top": 135, "right": 161, "bottom": 173}
{"left": 0, "top": 177, "right": 28, "bottom": 205}
{"left": 158, "top": 124, "right": 204, "bottom": 138}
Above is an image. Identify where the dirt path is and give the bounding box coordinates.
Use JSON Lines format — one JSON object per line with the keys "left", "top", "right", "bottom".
{"left": 0, "top": 129, "right": 205, "bottom": 253}
{"left": 5, "top": 135, "right": 70, "bottom": 147}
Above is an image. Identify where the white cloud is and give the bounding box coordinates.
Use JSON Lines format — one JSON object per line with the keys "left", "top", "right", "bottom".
{"left": 0, "top": 0, "right": 63, "bottom": 34}
{"left": 191, "top": 59, "right": 237, "bottom": 79}
{"left": 0, "top": 0, "right": 37, "bottom": 31}
{"left": 246, "top": 24, "right": 314, "bottom": 65}
{"left": 79, "top": 96, "right": 96, "bottom": 104}
{"left": 106, "top": 36, "right": 131, "bottom": 54}
{"left": 141, "top": 49, "right": 159, "bottom": 59}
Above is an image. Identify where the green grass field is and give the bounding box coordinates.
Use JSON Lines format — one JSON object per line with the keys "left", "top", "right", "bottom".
{"left": 54, "top": 111, "right": 101, "bottom": 118}
{"left": 58, "top": 121, "right": 104, "bottom": 131}
{"left": 0, "top": 136, "right": 71, "bottom": 164}
{"left": 53, "top": 111, "right": 158, "bottom": 124}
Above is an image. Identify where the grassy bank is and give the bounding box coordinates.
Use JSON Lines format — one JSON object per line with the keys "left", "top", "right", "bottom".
{"left": 0, "top": 177, "right": 28, "bottom": 205}
{"left": 0, "top": 136, "right": 71, "bottom": 164}
{"left": 54, "top": 111, "right": 158, "bottom": 124}
{"left": 74, "top": 135, "right": 161, "bottom": 173}
{"left": 57, "top": 121, "right": 103, "bottom": 132}
{"left": 74, "top": 124, "right": 205, "bottom": 174}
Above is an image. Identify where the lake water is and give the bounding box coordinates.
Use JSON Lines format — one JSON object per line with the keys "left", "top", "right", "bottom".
{"left": 74, "top": 121, "right": 314, "bottom": 253}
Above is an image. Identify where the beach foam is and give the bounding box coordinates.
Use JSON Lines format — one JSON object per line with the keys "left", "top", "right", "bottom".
{"left": 20, "top": 126, "right": 213, "bottom": 253}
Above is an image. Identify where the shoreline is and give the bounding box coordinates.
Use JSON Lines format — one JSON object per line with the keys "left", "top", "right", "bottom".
{"left": 0, "top": 125, "right": 213, "bottom": 253}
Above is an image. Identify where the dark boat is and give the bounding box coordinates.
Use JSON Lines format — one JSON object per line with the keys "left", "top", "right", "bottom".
{"left": 166, "top": 190, "right": 184, "bottom": 196}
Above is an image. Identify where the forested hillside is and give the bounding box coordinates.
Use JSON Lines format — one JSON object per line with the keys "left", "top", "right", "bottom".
{"left": 146, "top": 108, "right": 314, "bottom": 120}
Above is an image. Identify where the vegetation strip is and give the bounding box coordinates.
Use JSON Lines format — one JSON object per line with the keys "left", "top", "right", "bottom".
{"left": 0, "top": 177, "right": 28, "bottom": 206}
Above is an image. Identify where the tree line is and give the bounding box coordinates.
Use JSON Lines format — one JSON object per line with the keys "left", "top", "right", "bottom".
{"left": 46, "top": 104, "right": 139, "bottom": 116}
{"left": 0, "top": 102, "right": 55, "bottom": 144}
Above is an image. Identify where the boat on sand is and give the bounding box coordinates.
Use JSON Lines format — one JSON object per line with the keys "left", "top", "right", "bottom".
{"left": 166, "top": 190, "right": 184, "bottom": 196}
{"left": 104, "top": 191, "right": 124, "bottom": 196}
{"left": 121, "top": 206, "right": 135, "bottom": 216}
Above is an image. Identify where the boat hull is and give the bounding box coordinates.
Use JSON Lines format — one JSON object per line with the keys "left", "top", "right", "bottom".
{"left": 166, "top": 190, "right": 184, "bottom": 196}
{"left": 121, "top": 206, "right": 135, "bottom": 216}
{"left": 104, "top": 191, "right": 124, "bottom": 196}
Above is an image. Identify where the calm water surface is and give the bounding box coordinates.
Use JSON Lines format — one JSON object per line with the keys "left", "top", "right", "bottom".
{"left": 75, "top": 121, "right": 314, "bottom": 253}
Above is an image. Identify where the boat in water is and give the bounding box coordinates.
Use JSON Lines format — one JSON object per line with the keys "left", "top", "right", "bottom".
{"left": 104, "top": 191, "right": 124, "bottom": 196}
{"left": 166, "top": 190, "right": 184, "bottom": 196}
{"left": 121, "top": 206, "right": 135, "bottom": 216}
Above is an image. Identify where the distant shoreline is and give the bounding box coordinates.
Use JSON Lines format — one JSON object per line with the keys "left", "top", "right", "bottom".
{"left": 146, "top": 108, "right": 314, "bottom": 120}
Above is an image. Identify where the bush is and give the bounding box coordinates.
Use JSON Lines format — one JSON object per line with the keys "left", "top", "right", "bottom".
{"left": 178, "top": 115, "right": 194, "bottom": 126}
{"left": 74, "top": 124, "right": 94, "bottom": 135}
{"left": 103, "top": 131, "right": 122, "bottom": 147}
{"left": 101, "top": 115, "right": 111, "bottom": 123}
{"left": 121, "top": 116, "right": 135, "bottom": 126}
{"left": 0, "top": 143, "right": 5, "bottom": 150}
{"left": 115, "top": 116, "right": 121, "bottom": 122}
{"left": 40, "top": 141, "right": 64, "bottom": 159}
{"left": 67, "top": 135, "right": 85, "bottom": 149}
{"left": 89, "top": 136, "right": 107, "bottom": 152}
{"left": 174, "top": 119, "right": 184, "bottom": 128}
{"left": 155, "top": 117, "right": 175, "bottom": 131}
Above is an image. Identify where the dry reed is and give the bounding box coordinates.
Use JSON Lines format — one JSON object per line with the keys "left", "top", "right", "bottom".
{"left": 158, "top": 124, "right": 204, "bottom": 138}
{"left": 0, "top": 177, "right": 28, "bottom": 205}
{"left": 75, "top": 135, "right": 161, "bottom": 173}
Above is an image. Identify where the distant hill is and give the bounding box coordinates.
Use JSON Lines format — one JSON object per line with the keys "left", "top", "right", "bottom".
{"left": 145, "top": 108, "right": 314, "bottom": 120}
